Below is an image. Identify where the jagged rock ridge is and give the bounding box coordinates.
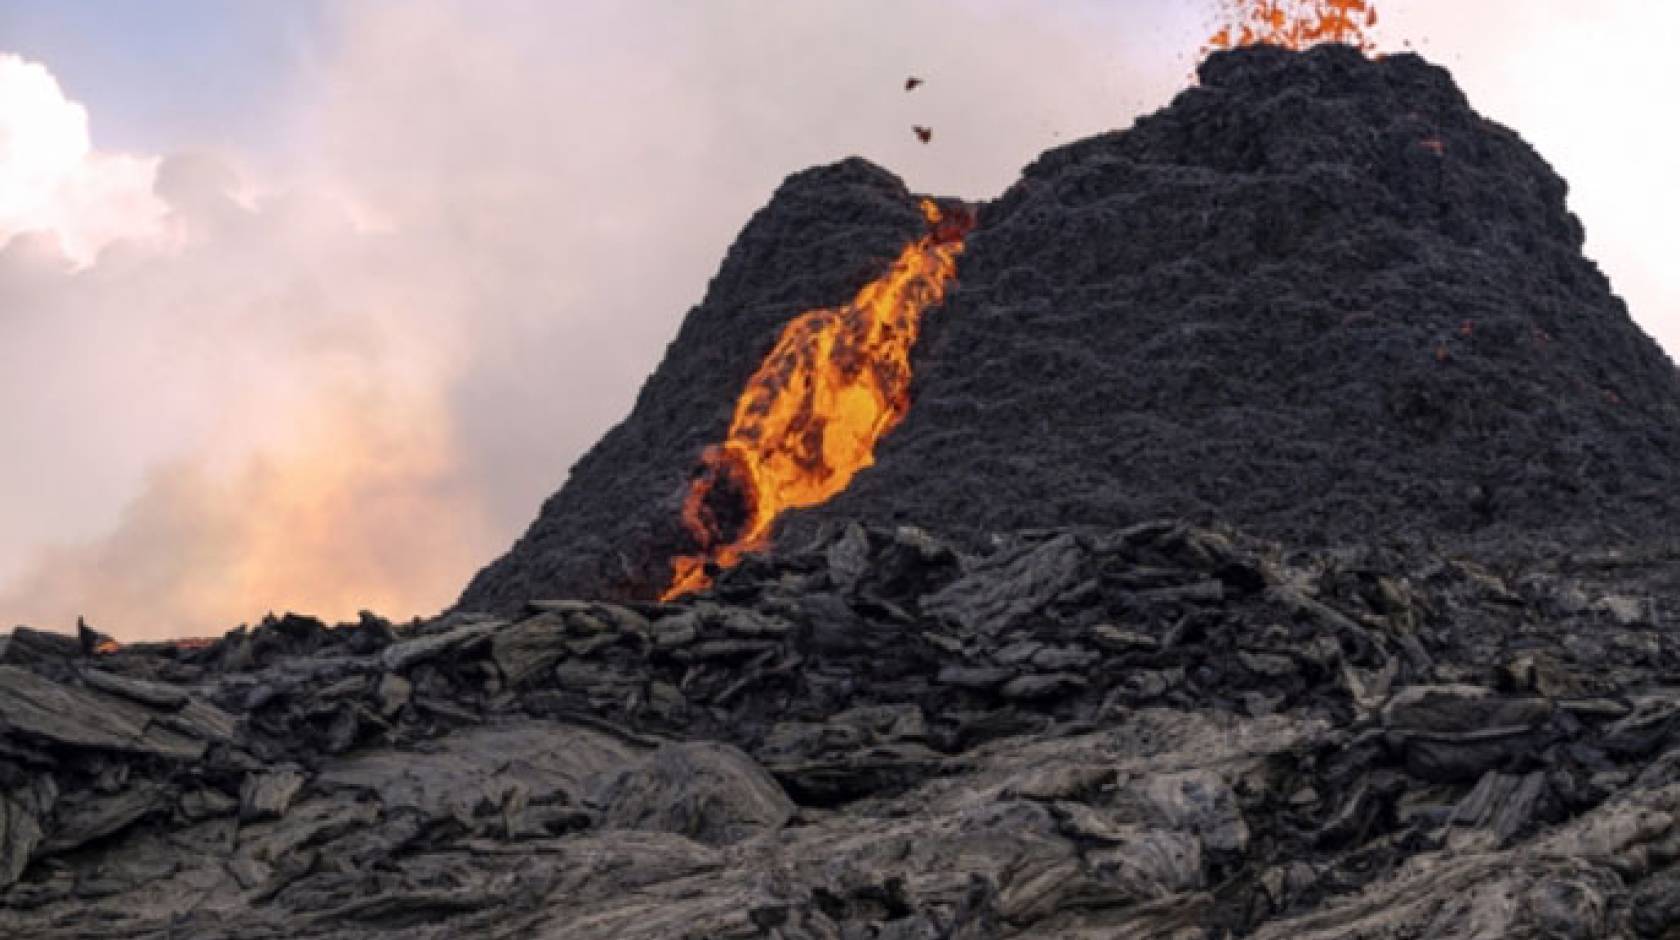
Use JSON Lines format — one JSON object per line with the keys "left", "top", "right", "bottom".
{"left": 462, "top": 44, "right": 1680, "bottom": 613}
{"left": 4, "top": 520, "right": 1680, "bottom": 936}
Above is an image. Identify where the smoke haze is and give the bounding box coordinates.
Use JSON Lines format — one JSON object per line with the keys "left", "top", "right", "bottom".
{"left": 0, "top": 1, "right": 1674, "bottom": 638}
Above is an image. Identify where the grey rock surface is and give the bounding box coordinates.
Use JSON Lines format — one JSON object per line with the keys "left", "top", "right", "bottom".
{"left": 4, "top": 519, "right": 1680, "bottom": 936}
{"left": 593, "top": 741, "right": 795, "bottom": 846}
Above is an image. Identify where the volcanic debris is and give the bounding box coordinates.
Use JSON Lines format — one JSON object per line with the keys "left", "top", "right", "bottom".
{"left": 4, "top": 520, "right": 1680, "bottom": 936}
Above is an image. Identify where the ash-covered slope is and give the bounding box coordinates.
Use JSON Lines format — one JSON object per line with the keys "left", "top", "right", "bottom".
{"left": 463, "top": 45, "right": 1680, "bottom": 613}
{"left": 805, "top": 44, "right": 1680, "bottom": 550}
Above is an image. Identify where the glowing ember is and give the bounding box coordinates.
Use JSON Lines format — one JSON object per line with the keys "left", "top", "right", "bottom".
{"left": 1205, "top": 0, "right": 1379, "bottom": 55}
{"left": 93, "top": 636, "right": 218, "bottom": 655}
{"left": 662, "top": 199, "right": 974, "bottom": 601}
{"left": 171, "top": 637, "right": 219, "bottom": 651}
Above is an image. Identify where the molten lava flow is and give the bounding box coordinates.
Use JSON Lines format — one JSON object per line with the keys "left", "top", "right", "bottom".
{"left": 1205, "top": 0, "right": 1379, "bottom": 55}
{"left": 662, "top": 199, "right": 974, "bottom": 601}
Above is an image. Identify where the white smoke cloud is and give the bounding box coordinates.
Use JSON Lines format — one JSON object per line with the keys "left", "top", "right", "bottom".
{"left": 0, "top": 144, "right": 497, "bottom": 635}
{"left": 0, "top": 53, "right": 169, "bottom": 266}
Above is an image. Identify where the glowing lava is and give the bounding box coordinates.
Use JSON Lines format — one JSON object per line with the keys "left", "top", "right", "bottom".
{"left": 662, "top": 199, "right": 974, "bottom": 601}
{"left": 94, "top": 637, "right": 218, "bottom": 655}
{"left": 1206, "top": 0, "right": 1379, "bottom": 54}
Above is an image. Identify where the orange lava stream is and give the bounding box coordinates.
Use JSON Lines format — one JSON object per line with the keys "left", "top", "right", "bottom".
{"left": 662, "top": 199, "right": 974, "bottom": 601}
{"left": 1205, "top": 0, "right": 1379, "bottom": 55}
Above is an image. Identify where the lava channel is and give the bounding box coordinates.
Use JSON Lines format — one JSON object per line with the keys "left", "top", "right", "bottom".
{"left": 662, "top": 198, "right": 974, "bottom": 601}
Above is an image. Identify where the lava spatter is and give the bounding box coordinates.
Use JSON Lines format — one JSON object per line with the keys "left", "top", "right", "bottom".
{"left": 1205, "top": 0, "right": 1379, "bottom": 55}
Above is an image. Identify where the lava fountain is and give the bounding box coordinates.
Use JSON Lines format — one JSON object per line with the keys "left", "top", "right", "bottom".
{"left": 1206, "top": 0, "right": 1379, "bottom": 54}
{"left": 663, "top": 199, "right": 975, "bottom": 600}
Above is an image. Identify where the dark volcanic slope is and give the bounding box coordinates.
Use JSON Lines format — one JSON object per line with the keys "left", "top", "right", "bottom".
{"left": 459, "top": 160, "right": 923, "bottom": 612}
{"left": 463, "top": 45, "right": 1680, "bottom": 613}
{"left": 806, "top": 44, "right": 1680, "bottom": 551}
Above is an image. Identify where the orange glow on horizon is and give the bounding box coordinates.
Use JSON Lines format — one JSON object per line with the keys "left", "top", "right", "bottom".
{"left": 2, "top": 381, "right": 494, "bottom": 640}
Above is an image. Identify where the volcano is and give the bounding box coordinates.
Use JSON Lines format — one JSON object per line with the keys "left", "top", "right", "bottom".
{"left": 6, "top": 43, "right": 1680, "bottom": 939}
{"left": 460, "top": 44, "right": 1680, "bottom": 615}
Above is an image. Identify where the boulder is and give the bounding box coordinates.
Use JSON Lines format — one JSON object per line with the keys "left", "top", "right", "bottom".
{"left": 592, "top": 742, "right": 794, "bottom": 846}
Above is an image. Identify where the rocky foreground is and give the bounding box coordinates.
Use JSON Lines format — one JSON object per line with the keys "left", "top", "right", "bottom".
{"left": 4, "top": 520, "right": 1680, "bottom": 937}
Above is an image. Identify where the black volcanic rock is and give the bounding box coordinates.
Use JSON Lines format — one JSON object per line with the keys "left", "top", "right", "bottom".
{"left": 462, "top": 45, "right": 1680, "bottom": 613}
{"left": 803, "top": 45, "right": 1680, "bottom": 552}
